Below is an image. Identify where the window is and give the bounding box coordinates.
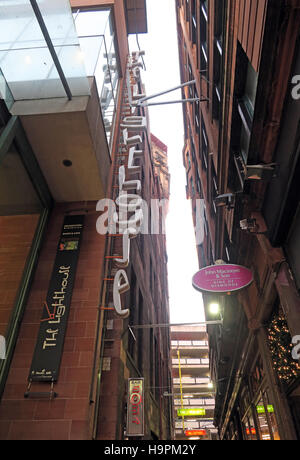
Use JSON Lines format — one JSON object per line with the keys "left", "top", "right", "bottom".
{"left": 230, "top": 45, "right": 258, "bottom": 188}
{"left": 200, "top": 1, "right": 208, "bottom": 71}
{"left": 0, "top": 117, "right": 52, "bottom": 398}
{"left": 256, "top": 390, "right": 280, "bottom": 440}
{"left": 236, "top": 60, "right": 257, "bottom": 163}
{"left": 285, "top": 203, "right": 300, "bottom": 290}
{"left": 191, "top": 0, "right": 197, "bottom": 45}
{"left": 210, "top": 161, "right": 218, "bottom": 214}
{"left": 195, "top": 167, "right": 202, "bottom": 196}
{"left": 186, "top": 151, "right": 191, "bottom": 170}
{"left": 212, "top": 0, "right": 224, "bottom": 120}
{"left": 223, "top": 227, "right": 232, "bottom": 263}
{"left": 190, "top": 176, "right": 195, "bottom": 197}
{"left": 244, "top": 61, "right": 258, "bottom": 117}
{"left": 201, "top": 116, "right": 208, "bottom": 170}
{"left": 242, "top": 409, "right": 257, "bottom": 440}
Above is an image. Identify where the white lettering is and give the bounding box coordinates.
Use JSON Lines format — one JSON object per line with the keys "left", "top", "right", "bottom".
{"left": 120, "top": 116, "right": 147, "bottom": 132}
{"left": 119, "top": 165, "right": 141, "bottom": 193}
{"left": 42, "top": 329, "right": 59, "bottom": 349}
{"left": 113, "top": 270, "right": 130, "bottom": 318}
{"left": 123, "top": 129, "right": 142, "bottom": 147}
{"left": 291, "top": 75, "right": 300, "bottom": 100}
{"left": 0, "top": 335, "right": 6, "bottom": 360}
{"left": 98, "top": 51, "right": 151, "bottom": 321}
{"left": 128, "top": 147, "right": 144, "bottom": 174}
{"left": 114, "top": 232, "right": 130, "bottom": 268}
{"left": 292, "top": 335, "right": 300, "bottom": 360}
{"left": 195, "top": 199, "right": 205, "bottom": 245}
{"left": 96, "top": 198, "right": 117, "bottom": 235}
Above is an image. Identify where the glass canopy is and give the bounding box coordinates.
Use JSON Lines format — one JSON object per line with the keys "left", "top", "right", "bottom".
{"left": 0, "top": 0, "right": 90, "bottom": 100}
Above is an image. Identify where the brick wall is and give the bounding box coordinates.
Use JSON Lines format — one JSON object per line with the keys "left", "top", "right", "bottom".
{"left": 0, "top": 214, "right": 40, "bottom": 337}
{"left": 0, "top": 202, "right": 106, "bottom": 440}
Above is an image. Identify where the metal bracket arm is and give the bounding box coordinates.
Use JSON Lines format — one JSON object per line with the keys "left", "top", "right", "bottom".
{"left": 133, "top": 80, "right": 208, "bottom": 107}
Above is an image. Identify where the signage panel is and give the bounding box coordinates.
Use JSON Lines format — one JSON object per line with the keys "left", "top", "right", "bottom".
{"left": 185, "top": 429, "right": 207, "bottom": 437}
{"left": 28, "top": 215, "right": 84, "bottom": 382}
{"left": 126, "top": 378, "right": 144, "bottom": 437}
{"left": 177, "top": 408, "right": 206, "bottom": 417}
{"left": 192, "top": 264, "right": 253, "bottom": 293}
{"left": 257, "top": 404, "right": 274, "bottom": 414}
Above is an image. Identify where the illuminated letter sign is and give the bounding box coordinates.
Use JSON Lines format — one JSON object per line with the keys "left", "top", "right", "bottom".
{"left": 109, "top": 51, "right": 147, "bottom": 319}
{"left": 192, "top": 264, "right": 253, "bottom": 294}
{"left": 113, "top": 270, "right": 130, "bottom": 318}
{"left": 177, "top": 408, "right": 206, "bottom": 417}
{"left": 185, "top": 430, "right": 207, "bottom": 437}
{"left": 126, "top": 378, "right": 144, "bottom": 437}
{"left": 28, "top": 215, "right": 84, "bottom": 382}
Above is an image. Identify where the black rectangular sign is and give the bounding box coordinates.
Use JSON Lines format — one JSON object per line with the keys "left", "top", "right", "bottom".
{"left": 28, "top": 215, "right": 85, "bottom": 382}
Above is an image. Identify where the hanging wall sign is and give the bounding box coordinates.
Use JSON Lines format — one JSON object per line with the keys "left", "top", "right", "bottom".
{"left": 177, "top": 408, "right": 206, "bottom": 417}
{"left": 126, "top": 378, "right": 144, "bottom": 437}
{"left": 28, "top": 215, "right": 84, "bottom": 382}
{"left": 185, "top": 429, "right": 207, "bottom": 437}
{"left": 192, "top": 264, "right": 253, "bottom": 294}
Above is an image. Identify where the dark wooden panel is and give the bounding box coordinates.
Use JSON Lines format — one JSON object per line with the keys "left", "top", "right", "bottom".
{"left": 238, "top": 0, "right": 245, "bottom": 44}
{"left": 252, "top": 0, "right": 267, "bottom": 71}
{"left": 247, "top": 0, "right": 259, "bottom": 64}
{"left": 242, "top": 0, "right": 251, "bottom": 53}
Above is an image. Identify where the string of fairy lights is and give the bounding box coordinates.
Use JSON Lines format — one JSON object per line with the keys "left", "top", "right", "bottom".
{"left": 267, "top": 308, "right": 300, "bottom": 384}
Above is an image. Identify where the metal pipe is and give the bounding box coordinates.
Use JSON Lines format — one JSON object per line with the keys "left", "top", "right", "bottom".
{"left": 29, "top": 0, "right": 72, "bottom": 100}
{"left": 139, "top": 98, "right": 209, "bottom": 107}
{"left": 129, "top": 320, "right": 223, "bottom": 329}
{"left": 136, "top": 80, "right": 196, "bottom": 104}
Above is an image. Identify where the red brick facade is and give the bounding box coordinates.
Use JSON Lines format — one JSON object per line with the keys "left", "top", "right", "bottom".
{"left": 0, "top": 202, "right": 105, "bottom": 440}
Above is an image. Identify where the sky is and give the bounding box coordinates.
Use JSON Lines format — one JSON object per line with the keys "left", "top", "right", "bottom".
{"left": 130, "top": 0, "right": 205, "bottom": 324}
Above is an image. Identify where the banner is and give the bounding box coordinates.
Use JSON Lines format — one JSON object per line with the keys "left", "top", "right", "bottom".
{"left": 126, "top": 378, "right": 144, "bottom": 437}
{"left": 28, "top": 215, "right": 84, "bottom": 382}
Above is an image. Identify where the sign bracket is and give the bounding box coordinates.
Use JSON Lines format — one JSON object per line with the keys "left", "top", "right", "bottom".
{"left": 24, "top": 380, "right": 58, "bottom": 400}
{"left": 132, "top": 80, "right": 209, "bottom": 107}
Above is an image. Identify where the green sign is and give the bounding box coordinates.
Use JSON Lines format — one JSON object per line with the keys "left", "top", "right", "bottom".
{"left": 256, "top": 405, "right": 274, "bottom": 414}
{"left": 177, "top": 408, "right": 206, "bottom": 417}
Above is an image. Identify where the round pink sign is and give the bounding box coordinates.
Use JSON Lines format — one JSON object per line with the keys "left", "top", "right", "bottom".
{"left": 192, "top": 264, "right": 253, "bottom": 293}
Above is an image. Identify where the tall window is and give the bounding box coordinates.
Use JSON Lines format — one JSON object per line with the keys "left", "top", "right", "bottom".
{"left": 212, "top": 0, "right": 224, "bottom": 120}
{"left": 200, "top": 0, "right": 208, "bottom": 71}
{"left": 285, "top": 202, "right": 300, "bottom": 290}
{"left": 0, "top": 118, "right": 52, "bottom": 398}
{"left": 230, "top": 45, "right": 258, "bottom": 190}
{"left": 191, "top": 0, "right": 197, "bottom": 45}
{"left": 201, "top": 115, "right": 209, "bottom": 170}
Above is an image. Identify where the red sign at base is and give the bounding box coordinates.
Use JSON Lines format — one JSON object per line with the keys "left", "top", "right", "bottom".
{"left": 185, "top": 429, "right": 207, "bottom": 437}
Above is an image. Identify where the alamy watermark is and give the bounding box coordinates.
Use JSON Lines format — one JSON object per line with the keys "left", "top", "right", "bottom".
{"left": 291, "top": 75, "right": 300, "bottom": 100}
{"left": 292, "top": 335, "right": 300, "bottom": 361}
{"left": 0, "top": 335, "right": 5, "bottom": 360}
{"left": 96, "top": 196, "right": 206, "bottom": 245}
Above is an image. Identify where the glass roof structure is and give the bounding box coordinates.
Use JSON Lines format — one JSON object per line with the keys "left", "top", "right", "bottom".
{"left": 0, "top": 0, "right": 90, "bottom": 101}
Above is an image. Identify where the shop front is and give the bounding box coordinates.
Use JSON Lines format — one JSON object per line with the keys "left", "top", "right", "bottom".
{"left": 223, "top": 297, "right": 300, "bottom": 440}
{"left": 0, "top": 115, "right": 52, "bottom": 397}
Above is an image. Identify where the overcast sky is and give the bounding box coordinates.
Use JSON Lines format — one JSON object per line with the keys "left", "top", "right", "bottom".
{"left": 130, "top": 0, "right": 205, "bottom": 324}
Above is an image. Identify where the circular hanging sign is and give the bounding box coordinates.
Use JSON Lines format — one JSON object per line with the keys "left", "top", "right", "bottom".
{"left": 192, "top": 264, "right": 253, "bottom": 293}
